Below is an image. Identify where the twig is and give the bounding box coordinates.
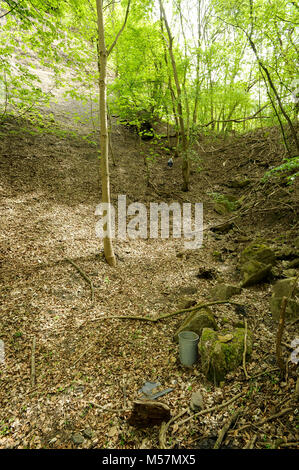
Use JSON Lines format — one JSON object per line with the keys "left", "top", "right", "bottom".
{"left": 159, "top": 392, "right": 245, "bottom": 449}
{"left": 175, "top": 392, "right": 245, "bottom": 427}
{"left": 30, "top": 336, "right": 36, "bottom": 388}
{"left": 73, "top": 345, "right": 93, "bottom": 366}
{"left": 159, "top": 409, "right": 188, "bottom": 449}
{"left": 233, "top": 407, "right": 294, "bottom": 433}
{"left": 213, "top": 409, "right": 242, "bottom": 449}
{"left": 243, "top": 319, "right": 250, "bottom": 380}
{"left": 84, "top": 401, "right": 130, "bottom": 413}
{"left": 66, "top": 258, "right": 95, "bottom": 303}
{"left": 123, "top": 379, "right": 127, "bottom": 409}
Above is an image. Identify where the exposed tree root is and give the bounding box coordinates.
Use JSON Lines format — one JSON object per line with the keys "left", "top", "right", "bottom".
{"left": 79, "top": 300, "right": 244, "bottom": 329}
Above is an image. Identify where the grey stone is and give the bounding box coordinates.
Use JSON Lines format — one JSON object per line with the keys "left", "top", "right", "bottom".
{"left": 72, "top": 433, "right": 84, "bottom": 445}
{"left": 173, "top": 308, "right": 217, "bottom": 343}
{"left": 83, "top": 428, "right": 93, "bottom": 439}
{"left": 210, "top": 284, "right": 242, "bottom": 301}
{"left": 241, "top": 260, "right": 272, "bottom": 287}
{"left": 190, "top": 390, "right": 205, "bottom": 412}
{"left": 270, "top": 277, "right": 299, "bottom": 321}
{"left": 240, "top": 242, "right": 276, "bottom": 266}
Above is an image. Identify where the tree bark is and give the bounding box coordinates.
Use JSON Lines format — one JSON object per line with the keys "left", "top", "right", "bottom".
{"left": 159, "top": 0, "right": 190, "bottom": 191}
{"left": 96, "top": 0, "right": 116, "bottom": 267}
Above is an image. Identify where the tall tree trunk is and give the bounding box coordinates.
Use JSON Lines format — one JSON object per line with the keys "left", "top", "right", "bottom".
{"left": 192, "top": 0, "right": 202, "bottom": 126}
{"left": 159, "top": 0, "right": 190, "bottom": 191}
{"left": 96, "top": 0, "right": 116, "bottom": 267}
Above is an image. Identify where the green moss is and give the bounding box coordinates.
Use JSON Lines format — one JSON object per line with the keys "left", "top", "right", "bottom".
{"left": 240, "top": 242, "right": 276, "bottom": 266}
{"left": 199, "top": 328, "right": 252, "bottom": 384}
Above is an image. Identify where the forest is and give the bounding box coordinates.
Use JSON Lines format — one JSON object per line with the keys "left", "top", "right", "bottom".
{"left": 0, "top": 0, "right": 298, "bottom": 454}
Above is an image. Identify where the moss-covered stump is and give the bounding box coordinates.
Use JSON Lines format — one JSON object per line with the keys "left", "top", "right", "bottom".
{"left": 199, "top": 327, "right": 253, "bottom": 384}
{"left": 210, "top": 283, "right": 242, "bottom": 301}
{"left": 173, "top": 308, "right": 217, "bottom": 343}
{"left": 241, "top": 260, "right": 272, "bottom": 287}
{"left": 240, "top": 242, "right": 276, "bottom": 266}
{"left": 270, "top": 277, "right": 299, "bottom": 321}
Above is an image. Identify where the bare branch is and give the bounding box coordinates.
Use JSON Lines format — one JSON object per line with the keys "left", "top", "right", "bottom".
{"left": 107, "top": 0, "right": 131, "bottom": 57}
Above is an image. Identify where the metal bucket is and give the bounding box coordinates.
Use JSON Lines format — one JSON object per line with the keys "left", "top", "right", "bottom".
{"left": 178, "top": 331, "right": 199, "bottom": 366}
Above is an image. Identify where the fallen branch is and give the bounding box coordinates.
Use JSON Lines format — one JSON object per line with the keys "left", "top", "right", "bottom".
{"left": 213, "top": 409, "right": 242, "bottom": 449}
{"left": 243, "top": 434, "right": 257, "bottom": 449}
{"left": 159, "top": 409, "right": 188, "bottom": 449}
{"left": 233, "top": 407, "right": 294, "bottom": 433}
{"left": 66, "top": 258, "right": 95, "bottom": 303}
{"left": 73, "top": 345, "right": 93, "bottom": 366}
{"left": 78, "top": 300, "right": 244, "bottom": 328}
{"left": 243, "top": 319, "right": 250, "bottom": 380}
{"left": 159, "top": 392, "right": 245, "bottom": 449}
{"left": 201, "top": 104, "right": 270, "bottom": 128}
{"left": 276, "top": 275, "right": 299, "bottom": 374}
{"left": 159, "top": 391, "right": 246, "bottom": 450}
{"left": 30, "top": 336, "right": 36, "bottom": 388}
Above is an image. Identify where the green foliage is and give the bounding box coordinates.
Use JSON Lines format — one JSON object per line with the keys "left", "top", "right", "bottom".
{"left": 263, "top": 156, "right": 299, "bottom": 184}
{"left": 0, "top": 0, "right": 297, "bottom": 144}
{"left": 208, "top": 192, "right": 239, "bottom": 211}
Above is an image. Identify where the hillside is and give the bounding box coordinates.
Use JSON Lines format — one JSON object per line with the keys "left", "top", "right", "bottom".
{"left": 0, "top": 106, "right": 298, "bottom": 449}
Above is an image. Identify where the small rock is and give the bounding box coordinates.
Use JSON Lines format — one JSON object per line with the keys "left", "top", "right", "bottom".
{"left": 177, "top": 296, "right": 197, "bottom": 310}
{"left": 241, "top": 260, "right": 272, "bottom": 287}
{"left": 282, "top": 269, "right": 298, "bottom": 278}
{"left": 72, "top": 433, "right": 84, "bottom": 445}
{"left": 270, "top": 277, "right": 299, "bottom": 321}
{"left": 174, "top": 308, "right": 217, "bottom": 343}
{"left": 287, "top": 259, "right": 299, "bottom": 269}
{"left": 190, "top": 390, "right": 205, "bottom": 412}
{"left": 228, "top": 178, "right": 250, "bottom": 189}
{"left": 240, "top": 242, "right": 276, "bottom": 266}
{"left": 83, "top": 428, "right": 93, "bottom": 439}
{"left": 210, "top": 222, "right": 234, "bottom": 234}
{"left": 210, "top": 283, "right": 242, "bottom": 301}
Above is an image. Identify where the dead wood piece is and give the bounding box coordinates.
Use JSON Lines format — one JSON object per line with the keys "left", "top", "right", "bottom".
{"left": 128, "top": 400, "right": 171, "bottom": 428}
{"left": 276, "top": 275, "right": 298, "bottom": 374}
{"left": 66, "top": 258, "right": 95, "bottom": 302}
{"left": 159, "top": 409, "right": 187, "bottom": 449}
{"left": 234, "top": 407, "right": 294, "bottom": 433}
{"left": 79, "top": 300, "right": 244, "bottom": 329}
{"left": 30, "top": 336, "right": 36, "bottom": 388}
{"left": 243, "top": 434, "right": 257, "bottom": 449}
{"left": 213, "top": 409, "right": 242, "bottom": 449}
{"left": 243, "top": 319, "right": 250, "bottom": 380}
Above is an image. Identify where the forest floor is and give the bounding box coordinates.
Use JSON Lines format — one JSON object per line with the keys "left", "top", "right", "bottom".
{"left": 0, "top": 67, "right": 299, "bottom": 450}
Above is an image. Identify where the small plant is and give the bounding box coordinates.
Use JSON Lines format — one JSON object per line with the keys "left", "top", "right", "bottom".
{"left": 13, "top": 331, "right": 23, "bottom": 338}
{"left": 208, "top": 192, "right": 238, "bottom": 211}
{"left": 262, "top": 156, "right": 299, "bottom": 184}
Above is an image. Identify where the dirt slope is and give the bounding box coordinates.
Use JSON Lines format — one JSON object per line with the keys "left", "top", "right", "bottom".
{"left": 0, "top": 99, "right": 298, "bottom": 449}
